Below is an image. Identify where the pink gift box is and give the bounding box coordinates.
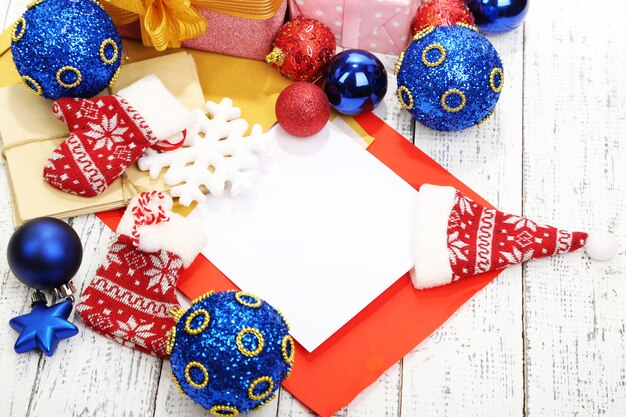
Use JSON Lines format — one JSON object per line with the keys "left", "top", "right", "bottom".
{"left": 289, "top": 0, "right": 419, "bottom": 55}
{"left": 119, "top": 1, "right": 287, "bottom": 61}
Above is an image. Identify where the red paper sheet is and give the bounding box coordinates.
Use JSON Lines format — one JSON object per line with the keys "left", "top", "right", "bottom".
{"left": 96, "top": 113, "right": 500, "bottom": 416}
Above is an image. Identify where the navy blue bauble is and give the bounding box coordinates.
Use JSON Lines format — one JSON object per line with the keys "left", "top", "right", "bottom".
{"left": 7, "top": 217, "right": 83, "bottom": 290}
{"left": 168, "top": 291, "right": 293, "bottom": 414}
{"left": 466, "top": 0, "right": 529, "bottom": 34}
{"left": 323, "top": 49, "right": 387, "bottom": 116}
{"left": 11, "top": 0, "right": 122, "bottom": 100}
{"left": 396, "top": 24, "right": 503, "bottom": 131}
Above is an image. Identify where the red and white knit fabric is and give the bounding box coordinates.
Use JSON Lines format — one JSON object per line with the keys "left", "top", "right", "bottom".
{"left": 76, "top": 191, "right": 206, "bottom": 357}
{"left": 411, "top": 185, "right": 591, "bottom": 290}
{"left": 43, "top": 95, "right": 157, "bottom": 197}
{"left": 446, "top": 190, "right": 587, "bottom": 279}
{"left": 75, "top": 234, "right": 182, "bottom": 357}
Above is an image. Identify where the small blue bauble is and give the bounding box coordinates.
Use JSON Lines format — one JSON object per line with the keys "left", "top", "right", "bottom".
{"left": 323, "top": 49, "right": 387, "bottom": 116}
{"left": 396, "top": 24, "right": 504, "bottom": 131}
{"left": 7, "top": 217, "right": 83, "bottom": 290}
{"left": 466, "top": 0, "right": 529, "bottom": 34}
{"left": 11, "top": 0, "right": 122, "bottom": 100}
{"left": 168, "top": 291, "right": 293, "bottom": 415}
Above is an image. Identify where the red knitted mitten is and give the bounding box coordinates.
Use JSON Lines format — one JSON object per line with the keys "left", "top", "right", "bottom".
{"left": 76, "top": 191, "right": 207, "bottom": 357}
{"left": 43, "top": 75, "right": 193, "bottom": 197}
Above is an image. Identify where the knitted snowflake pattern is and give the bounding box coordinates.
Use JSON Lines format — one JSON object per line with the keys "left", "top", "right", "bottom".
{"left": 137, "top": 98, "right": 268, "bottom": 206}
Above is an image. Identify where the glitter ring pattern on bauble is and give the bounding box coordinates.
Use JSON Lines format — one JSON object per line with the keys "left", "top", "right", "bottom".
{"left": 168, "top": 291, "right": 293, "bottom": 416}
{"left": 396, "top": 24, "right": 504, "bottom": 131}
{"left": 11, "top": 0, "right": 123, "bottom": 100}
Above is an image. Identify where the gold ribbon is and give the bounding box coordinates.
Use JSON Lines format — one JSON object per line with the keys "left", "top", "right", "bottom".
{"left": 102, "top": 0, "right": 284, "bottom": 51}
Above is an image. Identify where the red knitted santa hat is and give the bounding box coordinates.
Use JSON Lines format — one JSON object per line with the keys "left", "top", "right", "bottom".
{"left": 410, "top": 185, "right": 618, "bottom": 290}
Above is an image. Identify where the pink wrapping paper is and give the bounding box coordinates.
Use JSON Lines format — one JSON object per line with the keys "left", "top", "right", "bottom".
{"left": 118, "top": 0, "right": 287, "bottom": 61}
{"left": 289, "top": 0, "right": 419, "bottom": 55}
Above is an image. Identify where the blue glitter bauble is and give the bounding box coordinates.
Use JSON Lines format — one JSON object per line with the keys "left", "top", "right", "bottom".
{"left": 323, "top": 49, "right": 387, "bottom": 116}
{"left": 168, "top": 291, "right": 293, "bottom": 415}
{"left": 11, "top": 0, "right": 122, "bottom": 100}
{"left": 7, "top": 217, "right": 83, "bottom": 290}
{"left": 466, "top": 0, "right": 529, "bottom": 34}
{"left": 396, "top": 25, "right": 503, "bottom": 131}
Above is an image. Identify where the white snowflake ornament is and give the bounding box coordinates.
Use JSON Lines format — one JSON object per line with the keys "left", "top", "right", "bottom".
{"left": 137, "top": 98, "right": 269, "bottom": 206}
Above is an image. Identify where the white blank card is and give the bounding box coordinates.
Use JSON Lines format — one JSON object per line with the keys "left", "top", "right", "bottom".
{"left": 189, "top": 122, "right": 418, "bottom": 351}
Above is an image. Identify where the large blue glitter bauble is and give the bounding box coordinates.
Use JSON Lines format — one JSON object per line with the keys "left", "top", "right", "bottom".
{"left": 396, "top": 25, "right": 503, "bottom": 131}
{"left": 168, "top": 291, "right": 293, "bottom": 415}
{"left": 466, "top": 0, "right": 529, "bottom": 34}
{"left": 7, "top": 217, "right": 83, "bottom": 290}
{"left": 323, "top": 49, "right": 387, "bottom": 116}
{"left": 11, "top": 0, "right": 122, "bottom": 100}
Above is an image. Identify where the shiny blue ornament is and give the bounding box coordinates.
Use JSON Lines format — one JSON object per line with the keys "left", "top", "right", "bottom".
{"left": 9, "top": 297, "right": 79, "bottom": 356}
{"left": 323, "top": 49, "right": 387, "bottom": 116}
{"left": 7, "top": 217, "right": 83, "bottom": 290}
{"left": 11, "top": 0, "right": 122, "bottom": 100}
{"left": 396, "top": 25, "right": 503, "bottom": 131}
{"left": 466, "top": 0, "right": 529, "bottom": 34}
{"left": 168, "top": 291, "right": 293, "bottom": 414}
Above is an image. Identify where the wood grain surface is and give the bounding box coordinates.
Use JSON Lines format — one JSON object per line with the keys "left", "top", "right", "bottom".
{"left": 0, "top": 0, "right": 624, "bottom": 416}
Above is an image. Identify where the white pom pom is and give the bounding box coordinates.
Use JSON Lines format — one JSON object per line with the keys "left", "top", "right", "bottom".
{"left": 585, "top": 231, "right": 619, "bottom": 261}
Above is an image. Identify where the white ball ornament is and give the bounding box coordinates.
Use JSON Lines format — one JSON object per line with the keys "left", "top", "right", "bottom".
{"left": 584, "top": 231, "right": 619, "bottom": 262}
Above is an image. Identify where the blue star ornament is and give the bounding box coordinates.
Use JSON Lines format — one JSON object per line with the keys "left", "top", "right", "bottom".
{"left": 9, "top": 300, "right": 78, "bottom": 356}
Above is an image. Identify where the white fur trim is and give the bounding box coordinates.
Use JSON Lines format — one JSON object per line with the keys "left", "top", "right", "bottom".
{"left": 117, "top": 195, "right": 207, "bottom": 267}
{"left": 410, "top": 185, "right": 457, "bottom": 290}
{"left": 116, "top": 75, "right": 193, "bottom": 141}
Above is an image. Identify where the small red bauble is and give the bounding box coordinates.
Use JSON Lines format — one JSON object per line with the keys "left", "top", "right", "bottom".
{"left": 411, "top": 0, "right": 476, "bottom": 36}
{"left": 266, "top": 17, "right": 336, "bottom": 83}
{"left": 275, "top": 82, "right": 330, "bottom": 137}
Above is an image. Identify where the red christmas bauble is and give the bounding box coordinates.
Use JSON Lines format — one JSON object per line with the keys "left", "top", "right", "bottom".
{"left": 266, "top": 17, "right": 336, "bottom": 83}
{"left": 275, "top": 82, "right": 330, "bottom": 137}
{"left": 411, "top": 0, "right": 476, "bottom": 36}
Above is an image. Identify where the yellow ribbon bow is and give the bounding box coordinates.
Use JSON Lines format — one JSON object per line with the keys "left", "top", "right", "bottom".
{"left": 102, "top": 0, "right": 284, "bottom": 51}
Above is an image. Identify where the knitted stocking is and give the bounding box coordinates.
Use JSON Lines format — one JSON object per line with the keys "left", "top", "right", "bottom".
{"left": 43, "top": 75, "right": 193, "bottom": 197}
{"left": 76, "top": 192, "right": 207, "bottom": 357}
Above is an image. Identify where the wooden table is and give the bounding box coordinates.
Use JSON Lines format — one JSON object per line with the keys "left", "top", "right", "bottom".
{"left": 1, "top": 1, "right": 624, "bottom": 416}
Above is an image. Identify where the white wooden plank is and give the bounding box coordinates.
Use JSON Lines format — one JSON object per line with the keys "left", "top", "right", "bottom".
{"left": 401, "top": 22, "right": 525, "bottom": 417}
{"left": 2, "top": 0, "right": 23, "bottom": 29}
{"left": 0, "top": 162, "right": 41, "bottom": 417}
{"left": 522, "top": 0, "right": 626, "bottom": 415}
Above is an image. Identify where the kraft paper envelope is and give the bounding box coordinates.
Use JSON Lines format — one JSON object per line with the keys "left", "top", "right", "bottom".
{"left": 0, "top": 50, "right": 205, "bottom": 224}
